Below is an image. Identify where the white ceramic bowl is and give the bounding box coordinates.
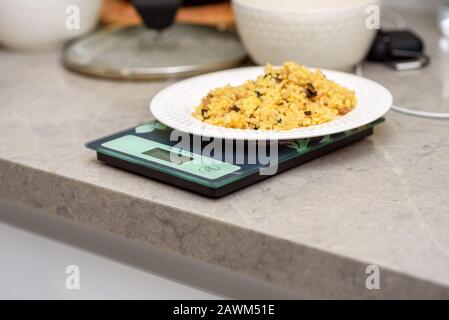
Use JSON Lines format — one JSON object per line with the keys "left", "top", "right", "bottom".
{"left": 0, "top": 0, "right": 101, "bottom": 50}
{"left": 232, "top": 0, "right": 381, "bottom": 71}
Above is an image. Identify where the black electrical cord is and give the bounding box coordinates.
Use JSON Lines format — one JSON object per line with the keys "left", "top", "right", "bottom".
{"left": 358, "top": 8, "right": 449, "bottom": 119}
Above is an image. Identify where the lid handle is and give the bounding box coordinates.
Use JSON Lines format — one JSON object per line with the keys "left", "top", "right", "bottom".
{"left": 132, "top": 0, "right": 182, "bottom": 31}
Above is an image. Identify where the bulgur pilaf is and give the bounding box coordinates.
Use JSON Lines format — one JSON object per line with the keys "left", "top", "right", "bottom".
{"left": 192, "top": 61, "right": 357, "bottom": 130}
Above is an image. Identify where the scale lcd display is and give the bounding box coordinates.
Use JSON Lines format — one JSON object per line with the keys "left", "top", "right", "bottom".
{"left": 143, "top": 148, "right": 193, "bottom": 165}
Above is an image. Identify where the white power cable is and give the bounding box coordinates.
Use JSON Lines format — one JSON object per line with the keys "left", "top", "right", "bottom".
{"left": 355, "top": 64, "right": 449, "bottom": 119}
{"left": 390, "top": 105, "right": 449, "bottom": 119}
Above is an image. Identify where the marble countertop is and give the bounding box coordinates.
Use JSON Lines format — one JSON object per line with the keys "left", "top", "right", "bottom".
{"left": 1, "top": 10, "right": 449, "bottom": 299}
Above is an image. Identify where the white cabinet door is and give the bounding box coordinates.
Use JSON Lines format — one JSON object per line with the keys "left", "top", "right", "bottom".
{"left": 0, "top": 220, "right": 221, "bottom": 299}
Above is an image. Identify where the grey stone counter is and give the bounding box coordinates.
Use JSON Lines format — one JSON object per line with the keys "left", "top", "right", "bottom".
{"left": 1, "top": 10, "right": 449, "bottom": 299}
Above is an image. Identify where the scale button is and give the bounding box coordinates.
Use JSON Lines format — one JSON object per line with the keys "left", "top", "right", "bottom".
{"left": 199, "top": 165, "right": 221, "bottom": 173}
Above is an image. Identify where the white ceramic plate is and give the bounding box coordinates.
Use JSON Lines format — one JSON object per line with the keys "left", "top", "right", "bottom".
{"left": 150, "top": 66, "right": 392, "bottom": 140}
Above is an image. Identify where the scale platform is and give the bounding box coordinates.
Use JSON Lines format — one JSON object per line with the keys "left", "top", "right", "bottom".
{"left": 86, "top": 119, "right": 384, "bottom": 198}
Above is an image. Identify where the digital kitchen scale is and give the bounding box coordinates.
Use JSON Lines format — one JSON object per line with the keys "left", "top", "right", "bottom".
{"left": 86, "top": 119, "right": 384, "bottom": 198}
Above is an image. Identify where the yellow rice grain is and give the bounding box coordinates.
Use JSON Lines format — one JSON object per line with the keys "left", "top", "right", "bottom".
{"left": 192, "top": 61, "right": 357, "bottom": 131}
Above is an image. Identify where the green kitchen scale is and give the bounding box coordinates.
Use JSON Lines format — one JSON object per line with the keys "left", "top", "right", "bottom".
{"left": 86, "top": 118, "right": 384, "bottom": 198}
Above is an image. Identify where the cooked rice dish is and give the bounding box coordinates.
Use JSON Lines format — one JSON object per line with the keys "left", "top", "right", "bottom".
{"left": 192, "top": 61, "right": 357, "bottom": 131}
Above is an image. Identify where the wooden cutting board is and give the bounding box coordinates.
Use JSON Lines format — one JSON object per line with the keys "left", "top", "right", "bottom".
{"left": 101, "top": 0, "right": 235, "bottom": 29}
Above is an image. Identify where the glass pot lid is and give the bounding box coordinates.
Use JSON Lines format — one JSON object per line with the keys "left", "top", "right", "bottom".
{"left": 63, "top": 24, "right": 247, "bottom": 80}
